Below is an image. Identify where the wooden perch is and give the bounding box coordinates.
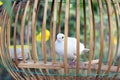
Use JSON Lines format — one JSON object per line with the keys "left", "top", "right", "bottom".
{"left": 83, "top": 59, "right": 99, "bottom": 65}
{"left": 18, "top": 59, "right": 120, "bottom": 72}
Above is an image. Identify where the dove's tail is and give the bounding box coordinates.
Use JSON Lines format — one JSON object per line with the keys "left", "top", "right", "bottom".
{"left": 83, "top": 48, "right": 90, "bottom": 52}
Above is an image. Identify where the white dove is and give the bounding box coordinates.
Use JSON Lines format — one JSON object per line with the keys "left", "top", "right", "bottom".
{"left": 55, "top": 33, "right": 89, "bottom": 65}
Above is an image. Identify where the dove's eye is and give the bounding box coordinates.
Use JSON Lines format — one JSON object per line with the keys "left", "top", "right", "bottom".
{"left": 62, "top": 36, "right": 64, "bottom": 39}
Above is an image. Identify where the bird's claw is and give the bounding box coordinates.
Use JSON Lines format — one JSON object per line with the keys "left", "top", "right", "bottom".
{"left": 69, "top": 61, "right": 76, "bottom": 67}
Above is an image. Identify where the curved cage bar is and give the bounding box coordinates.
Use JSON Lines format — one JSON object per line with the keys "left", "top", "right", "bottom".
{"left": 0, "top": 0, "right": 120, "bottom": 79}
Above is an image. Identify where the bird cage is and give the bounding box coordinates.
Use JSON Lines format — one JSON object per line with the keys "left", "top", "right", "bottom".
{"left": 0, "top": 0, "right": 120, "bottom": 79}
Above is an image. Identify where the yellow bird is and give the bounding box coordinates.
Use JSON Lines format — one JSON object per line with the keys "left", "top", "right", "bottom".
{"left": 0, "top": 1, "right": 3, "bottom": 6}
{"left": 36, "top": 29, "right": 50, "bottom": 42}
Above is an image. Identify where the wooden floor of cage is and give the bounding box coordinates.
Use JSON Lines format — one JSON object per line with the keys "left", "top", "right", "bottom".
{"left": 17, "top": 59, "right": 120, "bottom": 79}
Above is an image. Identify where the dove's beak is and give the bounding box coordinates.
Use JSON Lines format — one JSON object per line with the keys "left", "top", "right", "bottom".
{"left": 57, "top": 39, "right": 61, "bottom": 42}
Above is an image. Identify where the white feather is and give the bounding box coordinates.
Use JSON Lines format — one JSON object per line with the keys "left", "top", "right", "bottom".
{"left": 55, "top": 33, "right": 89, "bottom": 61}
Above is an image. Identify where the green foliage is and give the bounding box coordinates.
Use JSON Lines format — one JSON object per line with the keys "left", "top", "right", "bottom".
{"left": 1, "top": 0, "right": 12, "bottom": 16}
{"left": 0, "top": 59, "right": 13, "bottom": 80}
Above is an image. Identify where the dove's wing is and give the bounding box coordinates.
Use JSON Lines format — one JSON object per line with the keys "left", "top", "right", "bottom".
{"left": 55, "top": 36, "right": 89, "bottom": 60}
{"left": 67, "top": 37, "right": 77, "bottom": 58}
{"left": 68, "top": 38, "right": 89, "bottom": 55}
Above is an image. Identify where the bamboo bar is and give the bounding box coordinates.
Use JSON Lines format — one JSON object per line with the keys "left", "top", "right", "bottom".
{"left": 95, "top": 0, "right": 104, "bottom": 79}
{"left": 105, "top": 0, "right": 114, "bottom": 79}
{"left": 83, "top": 0, "right": 86, "bottom": 39}
{"left": 41, "top": 0, "right": 51, "bottom": 79}
{"left": 112, "top": 1, "right": 120, "bottom": 79}
{"left": 83, "top": 0, "right": 87, "bottom": 61}
{"left": 88, "top": 0, "right": 94, "bottom": 78}
{"left": 105, "top": 0, "right": 114, "bottom": 73}
{"left": 7, "top": 1, "right": 16, "bottom": 60}
{"left": 26, "top": 5, "right": 32, "bottom": 60}
{"left": 52, "top": 0, "right": 57, "bottom": 64}
{"left": 58, "top": 0, "right": 62, "bottom": 33}
{"left": 14, "top": 2, "right": 21, "bottom": 64}
{"left": 112, "top": 0, "right": 120, "bottom": 64}
{"left": 20, "top": 1, "right": 30, "bottom": 63}
{"left": 49, "top": 1, "right": 57, "bottom": 79}
{"left": 42, "top": 0, "right": 48, "bottom": 64}
{"left": 50, "top": 0, "right": 54, "bottom": 63}
{"left": 91, "top": 0, "right": 96, "bottom": 60}
{"left": 105, "top": 0, "right": 111, "bottom": 63}
{"left": 64, "top": 0, "right": 70, "bottom": 78}
{"left": 76, "top": 0, "right": 80, "bottom": 79}
{"left": 32, "top": 0, "right": 38, "bottom": 63}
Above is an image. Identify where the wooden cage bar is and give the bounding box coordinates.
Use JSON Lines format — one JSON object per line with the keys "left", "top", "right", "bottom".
{"left": 8, "top": 1, "right": 16, "bottom": 61}
{"left": 64, "top": 0, "right": 69, "bottom": 76}
{"left": 41, "top": 0, "right": 48, "bottom": 64}
{"left": 50, "top": 0, "right": 54, "bottom": 63}
{"left": 83, "top": 0, "right": 87, "bottom": 61}
{"left": 26, "top": 4, "right": 32, "bottom": 61}
{"left": 32, "top": 0, "right": 38, "bottom": 63}
{"left": 52, "top": 0, "right": 57, "bottom": 64}
{"left": 21, "top": 1, "right": 30, "bottom": 63}
{"left": 95, "top": 0, "right": 104, "bottom": 79}
{"left": 14, "top": 1, "right": 21, "bottom": 64}
{"left": 112, "top": 1, "right": 120, "bottom": 79}
{"left": 58, "top": 0, "right": 62, "bottom": 33}
{"left": 91, "top": 0, "right": 96, "bottom": 60}
{"left": 76, "top": 0, "right": 80, "bottom": 79}
{"left": 105, "top": 0, "right": 114, "bottom": 75}
{"left": 112, "top": 0, "right": 120, "bottom": 64}
{"left": 88, "top": 0, "right": 94, "bottom": 76}
{"left": 0, "top": 0, "right": 120, "bottom": 79}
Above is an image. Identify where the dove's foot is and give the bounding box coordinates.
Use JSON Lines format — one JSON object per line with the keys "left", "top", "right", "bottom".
{"left": 69, "top": 61, "right": 76, "bottom": 67}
